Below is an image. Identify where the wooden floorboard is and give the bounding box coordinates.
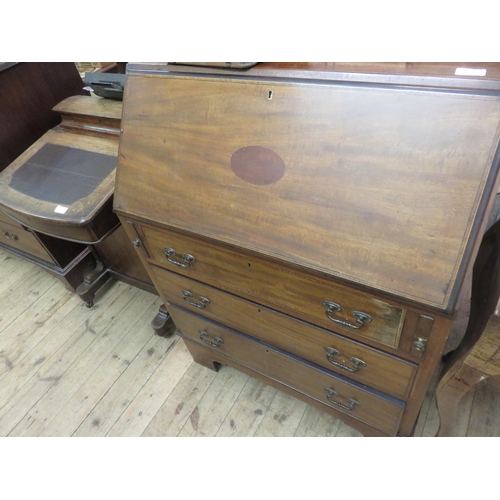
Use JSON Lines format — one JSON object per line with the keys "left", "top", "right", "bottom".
{"left": 0, "top": 247, "right": 498, "bottom": 437}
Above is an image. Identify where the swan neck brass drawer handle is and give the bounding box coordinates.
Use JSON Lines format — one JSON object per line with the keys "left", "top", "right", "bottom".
{"left": 323, "top": 301, "right": 372, "bottom": 329}
{"left": 182, "top": 290, "right": 210, "bottom": 309}
{"left": 199, "top": 330, "right": 224, "bottom": 348}
{"left": 164, "top": 247, "right": 196, "bottom": 268}
{"left": 324, "top": 346, "right": 367, "bottom": 372}
{"left": 324, "top": 388, "right": 360, "bottom": 411}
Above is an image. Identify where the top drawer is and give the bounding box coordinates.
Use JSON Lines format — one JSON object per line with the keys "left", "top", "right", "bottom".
{"left": 140, "top": 224, "right": 406, "bottom": 348}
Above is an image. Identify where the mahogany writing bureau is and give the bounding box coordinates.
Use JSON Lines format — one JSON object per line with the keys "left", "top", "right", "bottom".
{"left": 114, "top": 63, "right": 500, "bottom": 436}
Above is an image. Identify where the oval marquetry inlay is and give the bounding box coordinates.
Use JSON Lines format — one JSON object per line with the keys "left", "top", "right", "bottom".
{"left": 230, "top": 146, "right": 285, "bottom": 185}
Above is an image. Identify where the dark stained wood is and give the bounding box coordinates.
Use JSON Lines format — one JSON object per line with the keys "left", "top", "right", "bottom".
{"left": 172, "top": 306, "right": 405, "bottom": 436}
{"left": 180, "top": 337, "right": 389, "bottom": 437}
{"left": 0, "top": 236, "right": 97, "bottom": 298}
{"left": 230, "top": 146, "right": 286, "bottom": 185}
{"left": 0, "top": 97, "right": 121, "bottom": 243}
{"left": 410, "top": 315, "right": 435, "bottom": 359}
{"left": 149, "top": 265, "right": 417, "bottom": 400}
{"left": 130, "top": 62, "right": 500, "bottom": 92}
{"left": 0, "top": 218, "right": 56, "bottom": 263}
{"left": 53, "top": 95, "right": 122, "bottom": 138}
{"left": 115, "top": 73, "right": 500, "bottom": 313}
{"left": 150, "top": 304, "right": 176, "bottom": 338}
{"left": 0, "top": 198, "right": 95, "bottom": 287}
{"left": 114, "top": 63, "right": 500, "bottom": 437}
{"left": 94, "top": 225, "right": 153, "bottom": 287}
{"left": 397, "top": 314, "right": 453, "bottom": 436}
{"left": 140, "top": 223, "right": 407, "bottom": 349}
{"left": 0, "top": 65, "right": 101, "bottom": 297}
{"left": 0, "top": 89, "right": 151, "bottom": 308}
{"left": 0, "top": 63, "right": 88, "bottom": 173}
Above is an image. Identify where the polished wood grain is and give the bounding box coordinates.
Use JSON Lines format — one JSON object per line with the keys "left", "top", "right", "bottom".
{"left": 1, "top": 248, "right": 498, "bottom": 437}
{"left": 53, "top": 95, "right": 122, "bottom": 139}
{"left": 141, "top": 223, "right": 407, "bottom": 348}
{"left": 0, "top": 218, "right": 55, "bottom": 263}
{"left": 0, "top": 66, "right": 105, "bottom": 299}
{"left": 0, "top": 119, "right": 120, "bottom": 243}
{"left": 94, "top": 225, "right": 154, "bottom": 289}
{"left": 172, "top": 306, "right": 405, "bottom": 436}
{"left": 150, "top": 265, "right": 417, "bottom": 399}
{"left": 115, "top": 73, "right": 500, "bottom": 312}
{"left": 132, "top": 62, "right": 500, "bottom": 92}
{"left": 54, "top": 95, "right": 122, "bottom": 122}
{"left": 0, "top": 91, "right": 153, "bottom": 308}
{"left": 113, "top": 63, "right": 500, "bottom": 437}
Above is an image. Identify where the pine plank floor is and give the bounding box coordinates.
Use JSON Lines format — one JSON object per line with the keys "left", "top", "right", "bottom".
{"left": 0, "top": 247, "right": 498, "bottom": 437}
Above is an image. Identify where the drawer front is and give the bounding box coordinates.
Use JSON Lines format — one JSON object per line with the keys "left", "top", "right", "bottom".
{"left": 152, "top": 266, "right": 417, "bottom": 399}
{"left": 0, "top": 210, "right": 16, "bottom": 225}
{"left": 170, "top": 304, "right": 405, "bottom": 436}
{"left": 142, "top": 224, "right": 406, "bottom": 348}
{"left": 0, "top": 219, "right": 55, "bottom": 263}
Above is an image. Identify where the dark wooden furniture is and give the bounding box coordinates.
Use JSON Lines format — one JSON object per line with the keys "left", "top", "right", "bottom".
{"left": 114, "top": 62, "right": 500, "bottom": 436}
{"left": 0, "top": 88, "right": 171, "bottom": 332}
{"left": 0, "top": 95, "right": 123, "bottom": 305}
{"left": 0, "top": 62, "right": 88, "bottom": 173}
{"left": 0, "top": 64, "right": 98, "bottom": 302}
{"left": 0, "top": 96, "right": 121, "bottom": 242}
{"left": 0, "top": 94, "right": 159, "bottom": 312}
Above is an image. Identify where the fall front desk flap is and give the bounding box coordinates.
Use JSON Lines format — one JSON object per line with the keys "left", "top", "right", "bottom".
{"left": 114, "top": 73, "right": 500, "bottom": 312}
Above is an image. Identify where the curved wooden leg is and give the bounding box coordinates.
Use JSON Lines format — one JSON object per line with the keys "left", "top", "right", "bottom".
{"left": 76, "top": 259, "right": 111, "bottom": 307}
{"left": 435, "top": 362, "right": 488, "bottom": 436}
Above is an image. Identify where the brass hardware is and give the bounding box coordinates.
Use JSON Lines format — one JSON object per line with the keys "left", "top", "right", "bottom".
{"left": 413, "top": 337, "right": 427, "bottom": 352}
{"left": 324, "top": 388, "right": 360, "bottom": 411}
{"left": 164, "top": 247, "right": 196, "bottom": 268}
{"left": 132, "top": 238, "right": 141, "bottom": 248}
{"left": 199, "top": 330, "right": 223, "bottom": 348}
{"left": 324, "top": 346, "right": 367, "bottom": 373}
{"left": 323, "top": 301, "right": 372, "bottom": 329}
{"left": 3, "top": 231, "right": 18, "bottom": 241}
{"left": 182, "top": 290, "right": 210, "bottom": 309}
